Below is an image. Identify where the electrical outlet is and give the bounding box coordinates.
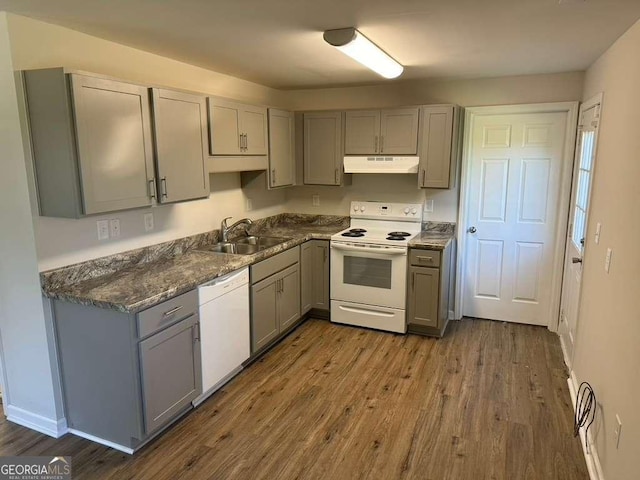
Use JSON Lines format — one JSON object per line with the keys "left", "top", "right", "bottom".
{"left": 246, "top": 198, "right": 253, "bottom": 211}
{"left": 614, "top": 414, "right": 622, "bottom": 449}
{"left": 605, "top": 248, "right": 612, "bottom": 273}
{"left": 594, "top": 222, "right": 601, "bottom": 244}
{"left": 424, "top": 199, "right": 434, "bottom": 213}
{"left": 144, "top": 213, "right": 154, "bottom": 232}
{"left": 109, "top": 219, "right": 120, "bottom": 238}
{"left": 96, "top": 220, "right": 109, "bottom": 240}
{"left": 312, "top": 194, "right": 320, "bottom": 207}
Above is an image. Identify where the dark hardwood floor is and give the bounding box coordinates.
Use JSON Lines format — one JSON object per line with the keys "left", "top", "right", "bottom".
{"left": 0, "top": 318, "right": 588, "bottom": 479}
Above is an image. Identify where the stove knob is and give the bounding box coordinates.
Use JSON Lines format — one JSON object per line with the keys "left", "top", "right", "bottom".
{"left": 411, "top": 207, "right": 418, "bottom": 215}
{"left": 353, "top": 204, "right": 359, "bottom": 212}
{"left": 360, "top": 205, "right": 366, "bottom": 212}
{"left": 403, "top": 207, "right": 410, "bottom": 215}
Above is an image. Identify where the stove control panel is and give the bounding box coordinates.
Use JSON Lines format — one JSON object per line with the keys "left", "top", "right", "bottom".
{"left": 350, "top": 201, "right": 423, "bottom": 222}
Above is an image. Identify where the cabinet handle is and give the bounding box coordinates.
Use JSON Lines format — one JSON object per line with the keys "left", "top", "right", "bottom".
{"left": 411, "top": 272, "right": 415, "bottom": 291}
{"left": 380, "top": 135, "right": 384, "bottom": 153}
{"left": 162, "top": 305, "right": 183, "bottom": 317}
{"left": 243, "top": 133, "right": 248, "bottom": 150}
{"left": 421, "top": 170, "right": 426, "bottom": 187}
{"left": 272, "top": 168, "right": 276, "bottom": 186}
{"left": 193, "top": 323, "right": 200, "bottom": 343}
{"left": 239, "top": 134, "right": 243, "bottom": 151}
{"left": 335, "top": 168, "right": 339, "bottom": 184}
{"left": 417, "top": 256, "right": 433, "bottom": 262}
{"left": 323, "top": 247, "right": 327, "bottom": 263}
{"left": 375, "top": 135, "right": 379, "bottom": 153}
{"left": 160, "top": 177, "right": 168, "bottom": 198}
{"left": 148, "top": 179, "right": 156, "bottom": 199}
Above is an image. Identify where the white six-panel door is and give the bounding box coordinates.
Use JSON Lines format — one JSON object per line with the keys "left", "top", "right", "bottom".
{"left": 463, "top": 112, "right": 569, "bottom": 325}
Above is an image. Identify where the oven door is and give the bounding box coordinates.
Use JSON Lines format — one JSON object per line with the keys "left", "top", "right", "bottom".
{"left": 330, "top": 242, "right": 407, "bottom": 309}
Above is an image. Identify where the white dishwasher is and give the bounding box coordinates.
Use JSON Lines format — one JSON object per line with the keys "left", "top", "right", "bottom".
{"left": 193, "top": 267, "right": 250, "bottom": 407}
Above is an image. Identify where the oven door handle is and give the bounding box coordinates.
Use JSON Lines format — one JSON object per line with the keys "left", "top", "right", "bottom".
{"left": 331, "top": 243, "right": 406, "bottom": 255}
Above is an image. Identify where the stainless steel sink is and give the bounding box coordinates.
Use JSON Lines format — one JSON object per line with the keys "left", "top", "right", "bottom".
{"left": 197, "top": 236, "right": 289, "bottom": 255}
{"left": 234, "top": 236, "right": 289, "bottom": 249}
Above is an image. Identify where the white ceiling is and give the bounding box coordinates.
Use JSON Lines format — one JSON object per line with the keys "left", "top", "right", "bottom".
{"left": 2, "top": 0, "right": 639, "bottom": 89}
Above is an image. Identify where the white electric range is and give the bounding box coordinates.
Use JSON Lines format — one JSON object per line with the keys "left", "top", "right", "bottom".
{"left": 330, "top": 201, "right": 423, "bottom": 333}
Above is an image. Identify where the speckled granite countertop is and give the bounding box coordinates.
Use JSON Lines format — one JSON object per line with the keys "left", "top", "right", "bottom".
{"left": 41, "top": 214, "right": 348, "bottom": 314}
{"left": 408, "top": 222, "right": 456, "bottom": 250}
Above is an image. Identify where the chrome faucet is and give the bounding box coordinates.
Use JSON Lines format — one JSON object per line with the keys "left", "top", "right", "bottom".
{"left": 220, "top": 217, "right": 253, "bottom": 243}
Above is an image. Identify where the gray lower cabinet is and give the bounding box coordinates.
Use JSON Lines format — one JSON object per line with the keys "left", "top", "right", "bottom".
{"left": 406, "top": 244, "right": 452, "bottom": 337}
{"left": 250, "top": 247, "right": 301, "bottom": 354}
{"left": 24, "top": 68, "right": 156, "bottom": 217}
{"left": 53, "top": 290, "right": 201, "bottom": 451}
{"left": 139, "top": 314, "right": 201, "bottom": 434}
{"left": 300, "top": 240, "right": 330, "bottom": 314}
{"left": 151, "top": 88, "right": 209, "bottom": 203}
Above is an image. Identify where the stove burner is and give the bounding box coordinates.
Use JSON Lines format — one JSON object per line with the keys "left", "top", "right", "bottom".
{"left": 342, "top": 232, "right": 365, "bottom": 238}
{"left": 349, "top": 228, "right": 367, "bottom": 233}
{"left": 388, "top": 231, "right": 411, "bottom": 237}
{"left": 386, "top": 236, "right": 407, "bottom": 241}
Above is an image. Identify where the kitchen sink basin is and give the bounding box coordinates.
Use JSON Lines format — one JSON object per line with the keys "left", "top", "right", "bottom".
{"left": 234, "top": 236, "right": 289, "bottom": 249}
{"left": 197, "top": 236, "right": 289, "bottom": 255}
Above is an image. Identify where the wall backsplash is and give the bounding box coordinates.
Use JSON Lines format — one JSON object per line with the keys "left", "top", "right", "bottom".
{"left": 284, "top": 174, "right": 459, "bottom": 223}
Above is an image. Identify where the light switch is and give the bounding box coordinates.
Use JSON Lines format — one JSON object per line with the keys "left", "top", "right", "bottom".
{"left": 97, "top": 220, "right": 109, "bottom": 240}
{"left": 605, "top": 248, "right": 612, "bottom": 273}
{"left": 144, "top": 213, "right": 154, "bottom": 232}
{"left": 594, "top": 222, "right": 601, "bottom": 244}
{"left": 424, "top": 200, "right": 434, "bottom": 213}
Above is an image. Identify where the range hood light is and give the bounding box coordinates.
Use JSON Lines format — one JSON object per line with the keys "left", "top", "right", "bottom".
{"left": 323, "top": 28, "right": 404, "bottom": 79}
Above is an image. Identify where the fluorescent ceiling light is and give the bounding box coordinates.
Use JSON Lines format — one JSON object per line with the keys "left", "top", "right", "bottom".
{"left": 323, "top": 28, "right": 404, "bottom": 79}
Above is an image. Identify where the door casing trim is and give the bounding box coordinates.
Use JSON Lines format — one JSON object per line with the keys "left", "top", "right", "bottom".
{"left": 455, "top": 102, "right": 579, "bottom": 330}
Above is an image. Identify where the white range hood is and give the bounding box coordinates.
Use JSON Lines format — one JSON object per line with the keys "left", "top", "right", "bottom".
{"left": 343, "top": 156, "right": 419, "bottom": 174}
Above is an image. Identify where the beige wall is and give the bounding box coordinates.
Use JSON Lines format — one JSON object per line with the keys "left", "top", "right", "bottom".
{"left": 6, "top": 14, "right": 288, "bottom": 270}
{"left": 284, "top": 72, "right": 584, "bottom": 220}
{"left": 0, "top": 12, "right": 61, "bottom": 427}
{"left": 572, "top": 19, "right": 640, "bottom": 480}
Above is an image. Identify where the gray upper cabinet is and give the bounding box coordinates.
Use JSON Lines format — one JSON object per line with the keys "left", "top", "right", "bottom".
{"left": 268, "top": 108, "right": 295, "bottom": 188}
{"left": 151, "top": 89, "right": 209, "bottom": 203}
{"left": 418, "top": 105, "right": 461, "bottom": 189}
{"left": 345, "top": 107, "right": 419, "bottom": 155}
{"left": 207, "top": 97, "right": 268, "bottom": 156}
{"left": 24, "top": 68, "right": 156, "bottom": 217}
{"left": 303, "top": 111, "right": 343, "bottom": 185}
{"left": 300, "top": 240, "right": 330, "bottom": 314}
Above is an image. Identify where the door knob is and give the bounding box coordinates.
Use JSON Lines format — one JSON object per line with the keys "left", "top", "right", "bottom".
{"left": 467, "top": 226, "right": 477, "bottom": 234}
{"left": 572, "top": 257, "right": 582, "bottom": 264}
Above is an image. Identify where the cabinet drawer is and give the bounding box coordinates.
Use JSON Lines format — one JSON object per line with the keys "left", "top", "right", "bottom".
{"left": 137, "top": 290, "right": 198, "bottom": 339}
{"left": 251, "top": 246, "right": 300, "bottom": 284}
{"left": 409, "top": 249, "right": 441, "bottom": 268}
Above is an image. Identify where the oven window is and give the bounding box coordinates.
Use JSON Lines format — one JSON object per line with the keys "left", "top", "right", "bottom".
{"left": 343, "top": 256, "right": 392, "bottom": 289}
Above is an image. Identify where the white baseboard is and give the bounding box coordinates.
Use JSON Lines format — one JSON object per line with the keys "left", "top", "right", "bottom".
{"left": 567, "top": 372, "right": 605, "bottom": 480}
{"left": 448, "top": 310, "right": 456, "bottom": 321}
{"left": 68, "top": 429, "right": 134, "bottom": 455}
{"left": 6, "top": 404, "right": 67, "bottom": 438}
{"left": 559, "top": 334, "right": 571, "bottom": 369}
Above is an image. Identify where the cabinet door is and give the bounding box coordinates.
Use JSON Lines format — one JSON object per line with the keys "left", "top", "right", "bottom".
{"left": 268, "top": 109, "right": 295, "bottom": 187}
{"left": 407, "top": 267, "right": 440, "bottom": 328}
{"left": 345, "top": 110, "right": 380, "bottom": 154}
{"left": 312, "top": 241, "right": 330, "bottom": 310}
{"left": 139, "top": 315, "right": 201, "bottom": 434}
{"left": 300, "top": 242, "right": 314, "bottom": 315}
{"left": 303, "top": 112, "right": 343, "bottom": 185}
{"left": 418, "top": 106, "right": 454, "bottom": 188}
{"left": 251, "top": 276, "right": 279, "bottom": 353}
{"left": 278, "top": 264, "right": 301, "bottom": 332}
{"left": 241, "top": 105, "right": 268, "bottom": 155}
{"left": 380, "top": 108, "right": 419, "bottom": 155}
{"left": 70, "top": 75, "right": 155, "bottom": 214}
{"left": 152, "top": 89, "right": 209, "bottom": 203}
{"left": 208, "top": 97, "right": 241, "bottom": 155}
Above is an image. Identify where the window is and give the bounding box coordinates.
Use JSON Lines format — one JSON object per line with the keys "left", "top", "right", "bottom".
{"left": 572, "top": 129, "right": 595, "bottom": 251}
